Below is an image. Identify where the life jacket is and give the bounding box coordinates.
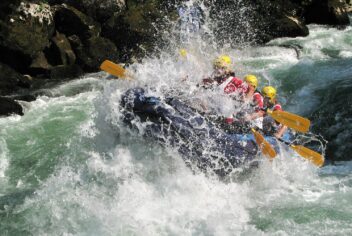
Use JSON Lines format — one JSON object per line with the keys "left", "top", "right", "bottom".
{"left": 240, "top": 89, "right": 263, "bottom": 114}
{"left": 223, "top": 76, "right": 246, "bottom": 95}
{"left": 250, "top": 90, "right": 264, "bottom": 111}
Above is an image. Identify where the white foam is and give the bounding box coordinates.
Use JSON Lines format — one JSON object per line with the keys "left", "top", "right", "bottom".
{"left": 339, "top": 50, "right": 352, "bottom": 58}
{"left": 17, "top": 145, "right": 262, "bottom": 235}
{"left": 0, "top": 138, "right": 9, "bottom": 179}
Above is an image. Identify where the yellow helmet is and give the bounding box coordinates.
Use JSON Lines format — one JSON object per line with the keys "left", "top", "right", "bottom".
{"left": 244, "top": 74, "right": 258, "bottom": 89}
{"left": 262, "top": 86, "right": 277, "bottom": 102}
{"left": 179, "top": 48, "right": 187, "bottom": 58}
{"left": 213, "top": 55, "right": 232, "bottom": 69}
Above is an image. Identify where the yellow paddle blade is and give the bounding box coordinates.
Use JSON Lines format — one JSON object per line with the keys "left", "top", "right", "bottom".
{"left": 290, "top": 145, "right": 324, "bottom": 167}
{"left": 251, "top": 128, "right": 277, "bottom": 159}
{"left": 100, "top": 60, "right": 128, "bottom": 79}
{"left": 267, "top": 109, "right": 310, "bottom": 133}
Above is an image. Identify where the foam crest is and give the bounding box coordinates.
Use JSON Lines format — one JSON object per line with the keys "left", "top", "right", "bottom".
{"left": 16, "top": 145, "right": 261, "bottom": 235}
{"left": 0, "top": 138, "right": 9, "bottom": 183}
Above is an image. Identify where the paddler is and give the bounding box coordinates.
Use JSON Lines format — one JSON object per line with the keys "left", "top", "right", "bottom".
{"left": 247, "top": 86, "right": 287, "bottom": 138}
{"left": 201, "top": 55, "right": 244, "bottom": 93}
{"left": 225, "top": 74, "right": 264, "bottom": 126}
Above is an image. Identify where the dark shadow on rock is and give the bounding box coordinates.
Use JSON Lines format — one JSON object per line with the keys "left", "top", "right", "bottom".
{"left": 10, "top": 94, "right": 37, "bottom": 102}
{"left": 53, "top": 4, "right": 101, "bottom": 41}
{"left": 0, "top": 97, "right": 23, "bottom": 116}
{"left": 50, "top": 64, "right": 83, "bottom": 79}
{"left": 0, "top": 63, "right": 32, "bottom": 95}
{"left": 0, "top": 46, "right": 32, "bottom": 74}
{"left": 304, "top": 0, "right": 350, "bottom": 25}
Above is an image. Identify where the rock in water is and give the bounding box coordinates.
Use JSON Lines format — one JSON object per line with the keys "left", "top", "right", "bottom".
{"left": 0, "top": 97, "right": 23, "bottom": 116}
{"left": 0, "top": 63, "right": 31, "bottom": 95}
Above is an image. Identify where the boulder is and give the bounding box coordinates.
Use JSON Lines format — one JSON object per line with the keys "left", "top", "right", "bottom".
{"left": 304, "top": 0, "right": 350, "bottom": 25}
{"left": 210, "top": 0, "right": 309, "bottom": 45}
{"left": 0, "top": 1, "right": 55, "bottom": 75}
{"left": 0, "top": 2, "right": 55, "bottom": 57}
{"left": 85, "top": 0, "right": 125, "bottom": 22}
{"left": 44, "top": 31, "right": 76, "bottom": 66}
{"left": 30, "top": 31, "right": 82, "bottom": 78}
{"left": 10, "top": 94, "right": 36, "bottom": 102}
{"left": 48, "top": 0, "right": 126, "bottom": 22}
{"left": 0, "top": 97, "right": 23, "bottom": 116}
{"left": 29, "top": 51, "right": 51, "bottom": 76}
{"left": 102, "top": 13, "right": 138, "bottom": 57}
{"left": 50, "top": 64, "right": 83, "bottom": 79}
{"left": 0, "top": 0, "right": 22, "bottom": 21}
{"left": 347, "top": 1, "right": 352, "bottom": 13}
{"left": 0, "top": 63, "right": 31, "bottom": 95}
{"left": 48, "top": 0, "right": 125, "bottom": 22}
{"left": 0, "top": 45, "right": 32, "bottom": 74}
{"left": 102, "top": 0, "right": 175, "bottom": 60}
{"left": 53, "top": 4, "right": 101, "bottom": 41}
{"left": 52, "top": 32, "right": 76, "bottom": 65}
{"left": 270, "top": 15, "right": 309, "bottom": 39}
{"left": 71, "top": 35, "right": 118, "bottom": 71}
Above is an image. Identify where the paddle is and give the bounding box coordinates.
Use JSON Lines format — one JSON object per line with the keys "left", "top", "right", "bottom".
{"left": 277, "top": 138, "right": 324, "bottom": 167}
{"left": 266, "top": 109, "right": 310, "bottom": 133}
{"left": 100, "top": 60, "right": 131, "bottom": 79}
{"left": 250, "top": 123, "right": 324, "bottom": 167}
{"left": 251, "top": 128, "right": 277, "bottom": 159}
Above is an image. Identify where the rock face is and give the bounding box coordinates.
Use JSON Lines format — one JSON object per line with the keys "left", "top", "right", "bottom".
{"left": 48, "top": 0, "right": 125, "bottom": 22}
{"left": 53, "top": 4, "right": 101, "bottom": 41}
{"left": 210, "top": 0, "right": 310, "bottom": 45}
{"left": 47, "top": 31, "right": 76, "bottom": 66}
{"left": 52, "top": 5, "right": 119, "bottom": 71}
{"left": 304, "top": 0, "right": 350, "bottom": 25}
{"left": 102, "top": 0, "right": 172, "bottom": 60}
{"left": 0, "top": 2, "right": 55, "bottom": 66}
{"left": 0, "top": 2, "right": 54, "bottom": 73}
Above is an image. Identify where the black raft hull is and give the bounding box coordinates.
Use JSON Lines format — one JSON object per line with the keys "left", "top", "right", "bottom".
{"left": 120, "top": 88, "right": 259, "bottom": 176}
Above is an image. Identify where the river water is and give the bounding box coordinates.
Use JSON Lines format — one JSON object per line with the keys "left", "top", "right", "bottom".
{"left": 1, "top": 4, "right": 352, "bottom": 236}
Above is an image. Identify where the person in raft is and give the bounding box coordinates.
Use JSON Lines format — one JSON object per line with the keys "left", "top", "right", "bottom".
{"left": 201, "top": 55, "right": 244, "bottom": 94}
{"left": 224, "top": 75, "right": 264, "bottom": 128}
{"left": 201, "top": 60, "right": 265, "bottom": 128}
{"left": 245, "top": 86, "right": 288, "bottom": 138}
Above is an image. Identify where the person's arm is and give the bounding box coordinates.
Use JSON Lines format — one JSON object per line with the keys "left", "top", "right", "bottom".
{"left": 245, "top": 110, "right": 265, "bottom": 120}
{"left": 274, "top": 125, "right": 287, "bottom": 139}
{"left": 224, "top": 76, "right": 243, "bottom": 94}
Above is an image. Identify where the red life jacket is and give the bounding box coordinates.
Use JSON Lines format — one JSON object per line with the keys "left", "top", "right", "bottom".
{"left": 264, "top": 97, "right": 283, "bottom": 113}
{"left": 252, "top": 91, "right": 264, "bottom": 111}
{"left": 272, "top": 103, "right": 282, "bottom": 111}
{"left": 223, "top": 76, "right": 247, "bottom": 94}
